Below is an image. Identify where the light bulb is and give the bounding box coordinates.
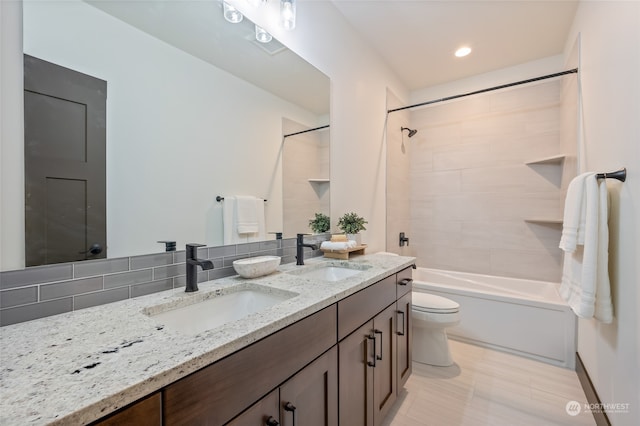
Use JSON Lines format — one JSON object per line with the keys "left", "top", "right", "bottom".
{"left": 280, "top": 0, "right": 296, "bottom": 30}
{"left": 223, "top": 1, "right": 243, "bottom": 24}
{"left": 255, "top": 25, "right": 273, "bottom": 43}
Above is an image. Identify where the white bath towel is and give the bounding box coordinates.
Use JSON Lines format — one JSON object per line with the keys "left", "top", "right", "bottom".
{"left": 559, "top": 172, "right": 591, "bottom": 252}
{"left": 236, "top": 195, "right": 260, "bottom": 234}
{"left": 559, "top": 178, "right": 613, "bottom": 323}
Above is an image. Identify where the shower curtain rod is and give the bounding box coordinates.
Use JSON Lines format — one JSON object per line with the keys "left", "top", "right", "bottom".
{"left": 387, "top": 68, "right": 578, "bottom": 114}
{"left": 283, "top": 124, "right": 330, "bottom": 139}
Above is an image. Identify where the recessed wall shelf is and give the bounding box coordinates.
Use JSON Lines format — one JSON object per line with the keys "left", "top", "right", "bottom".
{"left": 525, "top": 154, "right": 567, "bottom": 166}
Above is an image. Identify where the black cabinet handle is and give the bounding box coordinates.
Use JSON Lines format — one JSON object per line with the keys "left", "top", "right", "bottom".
{"left": 397, "top": 310, "right": 405, "bottom": 336}
{"left": 374, "top": 329, "right": 383, "bottom": 361}
{"left": 367, "top": 334, "right": 376, "bottom": 367}
{"left": 399, "top": 278, "right": 413, "bottom": 286}
{"left": 266, "top": 416, "right": 279, "bottom": 426}
{"left": 284, "top": 402, "right": 296, "bottom": 426}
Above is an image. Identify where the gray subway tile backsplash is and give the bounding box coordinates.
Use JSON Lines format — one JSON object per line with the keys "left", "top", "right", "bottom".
{"left": 0, "top": 286, "right": 38, "bottom": 308}
{"left": 0, "top": 237, "right": 324, "bottom": 326}
{"left": 104, "top": 269, "right": 153, "bottom": 289}
{"left": 131, "top": 279, "right": 174, "bottom": 298}
{"left": 130, "top": 252, "right": 175, "bottom": 270}
{"left": 74, "top": 257, "right": 129, "bottom": 279}
{"left": 0, "top": 297, "right": 73, "bottom": 326}
{"left": 0, "top": 263, "right": 73, "bottom": 290}
{"left": 40, "top": 277, "right": 104, "bottom": 301}
{"left": 74, "top": 287, "right": 130, "bottom": 311}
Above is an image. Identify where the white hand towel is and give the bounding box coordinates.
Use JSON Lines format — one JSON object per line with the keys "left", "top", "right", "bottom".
{"left": 559, "top": 176, "right": 613, "bottom": 323}
{"left": 594, "top": 180, "right": 613, "bottom": 323}
{"left": 559, "top": 172, "right": 591, "bottom": 252}
{"left": 236, "top": 196, "right": 260, "bottom": 234}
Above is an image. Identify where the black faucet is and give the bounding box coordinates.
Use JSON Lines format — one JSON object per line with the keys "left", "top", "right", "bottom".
{"left": 185, "top": 243, "right": 214, "bottom": 292}
{"left": 296, "top": 234, "right": 318, "bottom": 266}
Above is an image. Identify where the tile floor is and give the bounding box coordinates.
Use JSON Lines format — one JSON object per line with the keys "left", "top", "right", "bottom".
{"left": 383, "top": 340, "right": 596, "bottom": 426}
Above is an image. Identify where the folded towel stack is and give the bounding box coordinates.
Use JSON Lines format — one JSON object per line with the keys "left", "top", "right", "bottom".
{"left": 559, "top": 173, "right": 613, "bottom": 323}
{"left": 320, "top": 241, "right": 358, "bottom": 251}
{"left": 331, "top": 234, "right": 348, "bottom": 242}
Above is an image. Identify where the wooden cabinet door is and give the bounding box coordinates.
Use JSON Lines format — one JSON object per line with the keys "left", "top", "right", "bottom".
{"left": 91, "top": 393, "right": 161, "bottom": 426}
{"left": 372, "top": 304, "right": 397, "bottom": 426}
{"left": 280, "top": 346, "right": 338, "bottom": 426}
{"left": 227, "top": 389, "right": 280, "bottom": 426}
{"left": 396, "top": 291, "right": 412, "bottom": 390}
{"left": 338, "top": 320, "right": 375, "bottom": 426}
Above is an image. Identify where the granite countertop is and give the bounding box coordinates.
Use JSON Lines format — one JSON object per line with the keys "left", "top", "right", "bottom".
{"left": 0, "top": 253, "right": 415, "bottom": 425}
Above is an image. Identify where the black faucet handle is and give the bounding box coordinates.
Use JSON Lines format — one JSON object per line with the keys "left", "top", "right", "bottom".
{"left": 186, "top": 243, "right": 207, "bottom": 258}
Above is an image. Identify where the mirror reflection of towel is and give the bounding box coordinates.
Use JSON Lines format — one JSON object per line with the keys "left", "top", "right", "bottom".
{"left": 222, "top": 196, "right": 266, "bottom": 245}
{"left": 236, "top": 196, "right": 259, "bottom": 234}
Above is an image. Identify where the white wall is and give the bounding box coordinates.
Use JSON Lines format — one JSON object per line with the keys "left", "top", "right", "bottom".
{"left": 2, "top": 0, "right": 323, "bottom": 266}
{"left": 565, "top": 2, "right": 640, "bottom": 425}
{"left": 0, "top": 1, "right": 25, "bottom": 271}
{"left": 231, "top": 0, "right": 409, "bottom": 252}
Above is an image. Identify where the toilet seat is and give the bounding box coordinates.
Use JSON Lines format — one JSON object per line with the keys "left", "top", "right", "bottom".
{"left": 413, "top": 292, "right": 459, "bottom": 314}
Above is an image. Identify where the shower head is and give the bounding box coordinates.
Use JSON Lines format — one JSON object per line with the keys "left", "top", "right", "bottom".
{"left": 401, "top": 127, "right": 418, "bottom": 138}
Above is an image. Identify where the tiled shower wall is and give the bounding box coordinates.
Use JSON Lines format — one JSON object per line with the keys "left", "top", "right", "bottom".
{"left": 408, "top": 78, "right": 576, "bottom": 282}
{"left": 282, "top": 118, "right": 330, "bottom": 236}
{"left": 385, "top": 89, "right": 413, "bottom": 257}
{"left": 0, "top": 237, "right": 326, "bottom": 326}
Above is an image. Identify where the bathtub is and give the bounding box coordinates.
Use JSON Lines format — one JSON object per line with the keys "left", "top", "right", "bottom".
{"left": 413, "top": 267, "right": 576, "bottom": 369}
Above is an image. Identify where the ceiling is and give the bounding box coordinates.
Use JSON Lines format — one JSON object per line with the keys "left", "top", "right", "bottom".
{"left": 331, "top": 0, "right": 579, "bottom": 90}
{"left": 86, "top": 0, "right": 330, "bottom": 115}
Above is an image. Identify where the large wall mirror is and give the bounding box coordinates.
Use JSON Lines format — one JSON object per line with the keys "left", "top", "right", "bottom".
{"left": 8, "top": 0, "right": 329, "bottom": 270}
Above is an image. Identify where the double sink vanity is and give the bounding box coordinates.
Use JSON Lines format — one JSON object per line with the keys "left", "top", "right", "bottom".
{"left": 0, "top": 253, "right": 415, "bottom": 425}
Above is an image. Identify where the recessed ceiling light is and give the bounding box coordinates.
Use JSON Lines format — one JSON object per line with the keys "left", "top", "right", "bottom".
{"left": 455, "top": 47, "right": 472, "bottom": 58}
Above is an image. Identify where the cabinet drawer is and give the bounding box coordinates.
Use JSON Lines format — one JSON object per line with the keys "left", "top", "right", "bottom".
{"left": 164, "top": 304, "right": 337, "bottom": 425}
{"left": 396, "top": 267, "right": 413, "bottom": 298}
{"left": 91, "top": 393, "right": 161, "bottom": 426}
{"left": 338, "top": 275, "right": 396, "bottom": 341}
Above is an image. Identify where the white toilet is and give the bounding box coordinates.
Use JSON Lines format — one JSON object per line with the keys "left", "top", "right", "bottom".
{"left": 412, "top": 292, "right": 461, "bottom": 366}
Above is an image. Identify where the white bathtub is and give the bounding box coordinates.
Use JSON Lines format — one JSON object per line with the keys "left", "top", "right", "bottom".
{"left": 413, "top": 267, "right": 577, "bottom": 369}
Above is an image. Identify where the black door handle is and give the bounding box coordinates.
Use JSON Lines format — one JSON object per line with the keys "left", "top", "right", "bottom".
{"left": 79, "top": 243, "right": 102, "bottom": 255}
{"left": 367, "top": 333, "right": 376, "bottom": 367}
{"left": 374, "top": 329, "right": 383, "bottom": 360}
{"left": 399, "top": 278, "right": 413, "bottom": 286}
{"left": 284, "top": 402, "right": 296, "bottom": 426}
{"left": 266, "top": 416, "right": 279, "bottom": 426}
{"left": 397, "top": 310, "right": 405, "bottom": 336}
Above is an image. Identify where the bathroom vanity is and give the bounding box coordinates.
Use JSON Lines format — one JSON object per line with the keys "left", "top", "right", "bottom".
{"left": 0, "top": 254, "right": 415, "bottom": 425}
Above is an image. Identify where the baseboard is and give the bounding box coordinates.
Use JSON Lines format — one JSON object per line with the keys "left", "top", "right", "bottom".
{"left": 575, "top": 352, "right": 611, "bottom": 426}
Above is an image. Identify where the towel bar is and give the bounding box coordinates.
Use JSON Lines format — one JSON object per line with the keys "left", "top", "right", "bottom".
{"left": 596, "top": 168, "right": 626, "bottom": 182}
{"left": 216, "top": 196, "right": 267, "bottom": 202}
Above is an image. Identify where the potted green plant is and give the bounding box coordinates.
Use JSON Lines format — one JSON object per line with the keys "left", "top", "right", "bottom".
{"left": 308, "top": 212, "right": 330, "bottom": 234}
{"left": 337, "top": 212, "right": 367, "bottom": 245}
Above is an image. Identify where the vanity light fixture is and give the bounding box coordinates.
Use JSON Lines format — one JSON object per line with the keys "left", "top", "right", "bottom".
{"left": 280, "top": 0, "right": 296, "bottom": 30}
{"left": 455, "top": 46, "right": 472, "bottom": 57}
{"left": 223, "top": 1, "right": 244, "bottom": 23}
{"left": 255, "top": 25, "right": 273, "bottom": 43}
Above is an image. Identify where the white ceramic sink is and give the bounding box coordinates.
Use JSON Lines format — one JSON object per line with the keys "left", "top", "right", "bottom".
{"left": 298, "top": 266, "right": 362, "bottom": 282}
{"left": 288, "top": 263, "right": 371, "bottom": 282}
{"left": 147, "top": 288, "right": 295, "bottom": 336}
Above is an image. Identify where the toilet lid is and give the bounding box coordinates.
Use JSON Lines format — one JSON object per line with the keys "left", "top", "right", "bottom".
{"left": 413, "top": 292, "right": 459, "bottom": 313}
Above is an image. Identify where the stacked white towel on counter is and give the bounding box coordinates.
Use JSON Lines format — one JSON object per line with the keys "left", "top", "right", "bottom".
{"left": 222, "top": 196, "right": 266, "bottom": 245}
{"left": 559, "top": 173, "right": 613, "bottom": 323}
{"left": 320, "top": 241, "right": 358, "bottom": 251}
